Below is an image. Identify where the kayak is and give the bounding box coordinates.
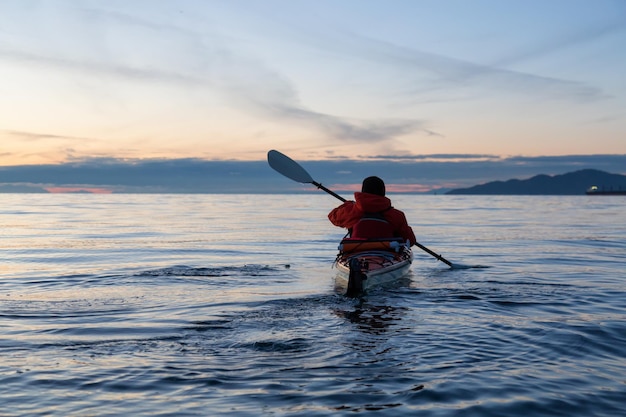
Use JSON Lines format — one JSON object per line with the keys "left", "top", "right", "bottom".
{"left": 334, "top": 238, "right": 413, "bottom": 296}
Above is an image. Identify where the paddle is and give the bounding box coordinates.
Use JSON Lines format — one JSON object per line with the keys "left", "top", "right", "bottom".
{"left": 267, "top": 149, "right": 347, "bottom": 202}
{"left": 267, "top": 149, "right": 463, "bottom": 268}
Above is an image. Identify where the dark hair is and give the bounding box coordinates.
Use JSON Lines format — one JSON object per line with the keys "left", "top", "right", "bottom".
{"left": 361, "top": 176, "right": 385, "bottom": 196}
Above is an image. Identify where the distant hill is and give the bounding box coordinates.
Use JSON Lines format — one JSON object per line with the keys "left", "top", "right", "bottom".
{"left": 446, "top": 169, "right": 626, "bottom": 195}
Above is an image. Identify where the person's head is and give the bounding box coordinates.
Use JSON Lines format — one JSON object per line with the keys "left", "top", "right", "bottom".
{"left": 361, "top": 176, "right": 385, "bottom": 196}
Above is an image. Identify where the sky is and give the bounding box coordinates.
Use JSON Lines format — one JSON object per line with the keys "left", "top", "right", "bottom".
{"left": 1, "top": 0, "right": 625, "bottom": 192}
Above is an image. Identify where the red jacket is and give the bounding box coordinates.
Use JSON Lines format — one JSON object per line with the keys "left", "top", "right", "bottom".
{"left": 328, "top": 192, "right": 417, "bottom": 245}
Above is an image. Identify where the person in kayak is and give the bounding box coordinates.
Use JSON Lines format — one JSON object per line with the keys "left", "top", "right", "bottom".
{"left": 328, "top": 176, "right": 417, "bottom": 245}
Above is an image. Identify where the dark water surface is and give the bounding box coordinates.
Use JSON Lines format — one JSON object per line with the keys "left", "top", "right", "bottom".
{"left": 1, "top": 194, "right": 624, "bottom": 416}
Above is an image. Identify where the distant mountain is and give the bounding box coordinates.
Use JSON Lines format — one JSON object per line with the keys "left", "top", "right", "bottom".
{"left": 446, "top": 169, "right": 626, "bottom": 195}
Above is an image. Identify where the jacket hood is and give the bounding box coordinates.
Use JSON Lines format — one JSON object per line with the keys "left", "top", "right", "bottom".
{"left": 354, "top": 192, "right": 392, "bottom": 212}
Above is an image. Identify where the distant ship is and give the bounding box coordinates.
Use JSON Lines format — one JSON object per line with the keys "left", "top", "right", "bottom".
{"left": 586, "top": 185, "right": 626, "bottom": 195}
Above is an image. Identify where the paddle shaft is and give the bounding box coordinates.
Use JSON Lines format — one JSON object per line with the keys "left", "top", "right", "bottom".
{"left": 312, "top": 181, "right": 346, "bottom": 203}
{"left": 414, "top": 242, "right": 453, "bottom": 267}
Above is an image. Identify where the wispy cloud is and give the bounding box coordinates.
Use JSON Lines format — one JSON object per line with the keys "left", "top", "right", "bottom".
{"left": 1, "top": 1, "right": 623, "bottom": 165}
{"left": 0, "top": 4, "right": 431, "bottom": 147}
{"left": 0, "top": 47, "right": 202, "bottom": 86}
{"left": 303, "top": 30, "right": 607, "bottom": 103}
{"left": 3, "top": 129, "right": 97, "bottom": 143}
{"left": 492, "top": 10, "right": 626, "bottom": 68}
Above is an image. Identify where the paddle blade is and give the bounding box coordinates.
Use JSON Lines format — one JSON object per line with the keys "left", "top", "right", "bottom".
{"left": 267, "top": 150, "right": 314, "bottom": 184}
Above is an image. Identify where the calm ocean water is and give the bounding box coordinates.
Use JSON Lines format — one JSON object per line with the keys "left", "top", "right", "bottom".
{"left": 1, "top": 194, "right": 624, "bottom": 416}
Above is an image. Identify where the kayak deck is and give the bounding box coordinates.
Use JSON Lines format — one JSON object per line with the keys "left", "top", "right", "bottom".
{"left": 334, "top": 239, "right": 413, "bottom": 296}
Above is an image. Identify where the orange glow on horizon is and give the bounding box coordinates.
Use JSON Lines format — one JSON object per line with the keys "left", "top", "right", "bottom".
{"left": 45, "top": 187, "right": 113, "bottom": 194}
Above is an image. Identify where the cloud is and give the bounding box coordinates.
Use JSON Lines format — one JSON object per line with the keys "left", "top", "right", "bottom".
{"left": 3, "top": 129, "right": 97, "bottom": 143}
{"left": 0, "top": 47, "right": 201, "bottom": 86}
{"left": 1, "top": 154, "right": 625, "bottom": 194}
{"left": 353, "top": 154, "right": 501, "bottom": 161}
{"left": 1, "top": 1, "right": 622, "bottom": 165}
{"left": 258, "top": 8, "right": 609, "bottom": 105}
{"left": 256, "top": 104, "right": 425, "bottom": 143}
{"left": 0, "top": 5, "right": 430, "bottom": 147}
{"left": 492, "top": 11, "right": 626, "bottom": 68}
{"left": 326, "top": 32, "right": 606, "bottom": 103}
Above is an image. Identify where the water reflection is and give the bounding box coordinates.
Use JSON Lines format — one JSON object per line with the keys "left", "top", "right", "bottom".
{"left": 333, "top": 300, "right": 408, "bottom": 335}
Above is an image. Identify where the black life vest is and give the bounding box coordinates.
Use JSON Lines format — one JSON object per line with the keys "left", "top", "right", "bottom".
{"left": 351, "top": 210, "right": 395, "bottom": 239}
